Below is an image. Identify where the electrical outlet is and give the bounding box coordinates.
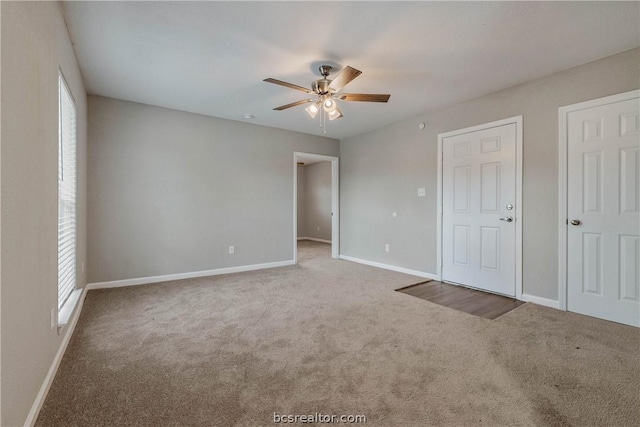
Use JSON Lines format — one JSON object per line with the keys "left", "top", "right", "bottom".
{"left": 385, "top": 244, "right": 390, "bottom": 253}
{"left": 50, "top": 308, "right": 56, "bottom": 330}
{"left": 228, "top": 245, "right": 235, "bottom": 254}
{"left": 418, "top": 188, "right": 426, "bottom": 197}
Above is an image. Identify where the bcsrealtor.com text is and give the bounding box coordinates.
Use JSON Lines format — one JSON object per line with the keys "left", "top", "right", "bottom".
{"left": 274, "top": 413, "right": 367, "bottom": 424}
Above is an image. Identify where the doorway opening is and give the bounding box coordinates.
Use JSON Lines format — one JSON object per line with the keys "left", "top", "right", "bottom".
{"left": 293, "top": 152, "right": 339, "bottom": 262}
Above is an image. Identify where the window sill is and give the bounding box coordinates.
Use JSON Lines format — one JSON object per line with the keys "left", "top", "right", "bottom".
{"left": 58, "top": 288, "right": 82, "bottom": 333}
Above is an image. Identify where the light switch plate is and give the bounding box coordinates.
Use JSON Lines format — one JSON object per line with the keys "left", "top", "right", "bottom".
{"left": 417, "top": 188, "right": 426, "bottom": 197}
{"left": 228, "top": 246, "right": 235, "bottom": 254}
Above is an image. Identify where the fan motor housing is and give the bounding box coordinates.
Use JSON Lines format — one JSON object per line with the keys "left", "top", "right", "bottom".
{"left": 311, "top": 79, "right": 333, "bottom": 95}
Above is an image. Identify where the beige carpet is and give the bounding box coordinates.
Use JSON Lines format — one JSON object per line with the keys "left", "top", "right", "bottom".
{"left": 37, "top": 241, "right": 640, "bottom": 426}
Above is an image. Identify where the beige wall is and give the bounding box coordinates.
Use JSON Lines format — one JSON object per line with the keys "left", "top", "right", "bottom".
{"left": 87, "top": 96, "right": 339, "bottom": 283}
{"left": 340, "top": 48, "right": 640, "bottom": 301}
{"left": 1, "top": 2, "right": 88, "bottom": 425}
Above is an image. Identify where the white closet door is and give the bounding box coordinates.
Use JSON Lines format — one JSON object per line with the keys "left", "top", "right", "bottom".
{"left": 567, "top": 97, "right": 640, "bottom": 327}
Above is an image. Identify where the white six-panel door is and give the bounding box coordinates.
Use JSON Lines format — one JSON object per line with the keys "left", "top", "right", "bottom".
{"left": 442, "top": 123, "right": 517, "bottom": 296}
{"left": 567, "top": 97, "right": 640, "bottom": 327}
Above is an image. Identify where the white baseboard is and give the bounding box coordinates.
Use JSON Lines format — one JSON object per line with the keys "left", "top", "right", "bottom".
{"left": 86, "top": 259, "right": 296, "bottom": 290}
{"left": 297, "top": 237, "right": 332, "bottom": 244}
{"left": 24, "top": 287, "right": 88, "bottom": 427}
{"left": 521, "top": 293, "right": 560, "bottom": 309}
{"left": 339, "top": 255, "right": 437, "bottom": 280}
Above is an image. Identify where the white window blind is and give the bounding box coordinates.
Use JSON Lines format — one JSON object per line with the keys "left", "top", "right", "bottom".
{"left": 58, "top": 73, "right": 77, "bottom": 310}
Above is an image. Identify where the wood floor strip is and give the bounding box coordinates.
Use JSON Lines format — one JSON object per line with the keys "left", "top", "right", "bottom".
{"left": 396, "top": 281, "right": 525, "bottom": 320}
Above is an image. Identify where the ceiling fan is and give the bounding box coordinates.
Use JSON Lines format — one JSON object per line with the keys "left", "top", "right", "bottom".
{"left": 263, "top": 65, "right": 390, "bottom": 127}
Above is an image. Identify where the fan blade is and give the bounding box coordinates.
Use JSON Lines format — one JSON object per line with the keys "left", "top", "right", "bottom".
{"left": 339, "top": 93, "right": 390, "bottom": 103}
{"left": 328, "top": 66, "right": 362, "bottom": 92}
{"left": 273, "top": 99, "right": 315, "bottom": 111}
{"left": 264, "top": 78, "right": 313, "bottom": 94}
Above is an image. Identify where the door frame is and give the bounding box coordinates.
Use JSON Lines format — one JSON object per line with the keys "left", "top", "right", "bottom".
{"left": 293, "top": 152, "right": 340, "bottom": 262}
{"left": 436, "top": 115, "right": 523, "bottom": 300}
{"left": 557, "top": 90, "right": 639, "bottom": 311}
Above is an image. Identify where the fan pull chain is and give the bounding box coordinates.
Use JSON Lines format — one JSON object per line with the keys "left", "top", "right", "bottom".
{"left": 323, "top": 109, "right": 326, "bottom": 134}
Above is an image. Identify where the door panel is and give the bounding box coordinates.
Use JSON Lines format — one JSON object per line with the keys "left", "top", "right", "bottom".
{"left": 567, "top": 97, "right": 640, "bottom": 326}
{"left": 582, "top": 152, "right": 602, "bottom": 213}
{"left": 581, "top": 233, "right": 602, "bottom": 295}
{"left": 453, "top": 166, "right": 470, "bottom": 212}
{"left": 480, "top": 227, "right": 500, "bottom": 271}
{"left": 481, "top": 162, "right": 500, "bottom": 213}
{"left": 442, "top": 123, "right": 517, "bottom": 296}
{"left": 619, "top": 147, "right": 639, "bottom": 214}
{"left": 453, "top": 225, "right": 470, "bottom": 266}
{"left": 619, "top": 235, "right": 639, "bottom": 302}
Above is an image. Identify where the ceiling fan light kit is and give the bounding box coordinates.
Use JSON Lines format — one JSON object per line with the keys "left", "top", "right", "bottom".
{"left": 305, "top": 102, "right": 321, "bottom": 119}
{"left": 328, "top": 106, "right": 343, "bottom": 121}
{"left": 264, "top": 65, "right": 390, "bottom": 133}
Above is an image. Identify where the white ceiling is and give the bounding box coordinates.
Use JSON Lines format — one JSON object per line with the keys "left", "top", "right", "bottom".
{"left": 61, "top": 1, "right": 639, "bottom": 140}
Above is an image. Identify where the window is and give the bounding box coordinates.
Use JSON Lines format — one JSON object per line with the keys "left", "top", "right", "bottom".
{"left": 58, "top": 72, "right": 77, "bottom": 311}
